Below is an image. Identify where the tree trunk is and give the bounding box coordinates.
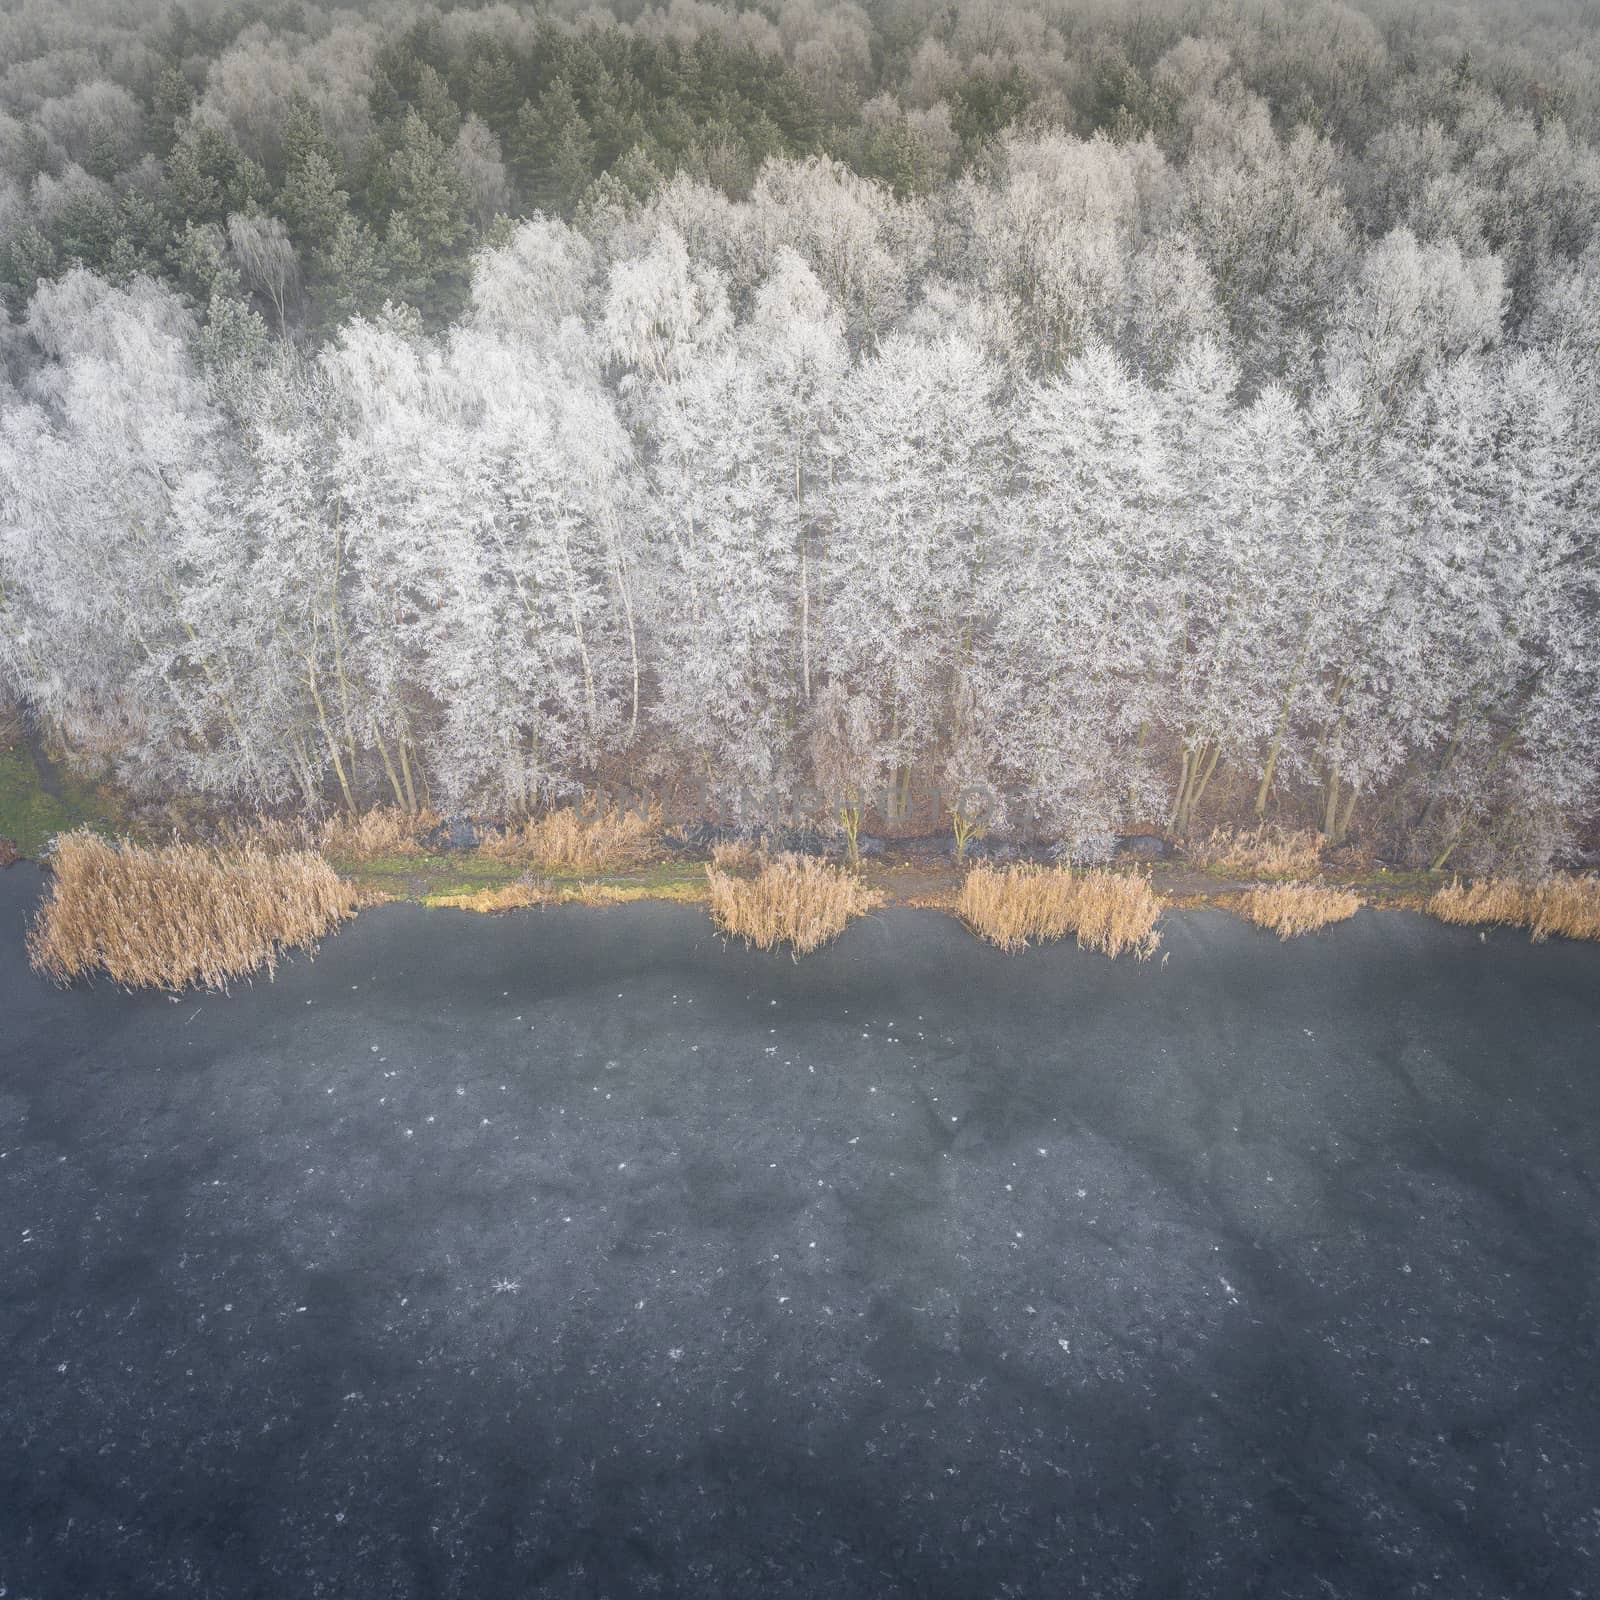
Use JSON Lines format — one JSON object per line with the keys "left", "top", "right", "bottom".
{"left": 1168, "top": 746, "right": 1193, "bottom": 835}
{"left": 1323, "top": 762, "right": 1342, "bottom": 841}
{"left": 796, "top": 456, "right": 812, "bottom": 704}
{"left": 329, "top": 504, "right": 360, "bottom": 792}
{"left": 1255, "top": 637, "right": 1315, "bottom": 818}
{"left": 289, "top": 731, "right": 319, "bottom": 813}
{"left": 373, "top": 729, "right": 409, "bottom": 813}
{"left": 602, "top": 506, "right": 640, "bottom": 743}
{"left": 1416, "top": 703, "right": 1468, "bottom": 835}
{"left": 555, "top": 536, "right": 599, "bottom": 738}
{"left": 1127, "top": 718, "right": 1150, "bottom": 816}
{"left": 306, "top": 659, "right": 355, "bottom": 814}
{"left": 1430, "top": 719, "right": 1520, "bottom": 871}
{"left": 1189, "top": 742, "right": 1223, "bottom": 829}
{"left": 1336, "top": 786, "right": 1358, "bottom": 846}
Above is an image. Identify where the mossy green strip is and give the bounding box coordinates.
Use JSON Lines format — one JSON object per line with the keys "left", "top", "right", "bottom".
{"left": 0, "top": 747, "right": 115, "bottom": 858}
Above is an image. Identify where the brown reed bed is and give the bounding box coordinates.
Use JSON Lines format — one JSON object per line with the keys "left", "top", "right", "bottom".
{"left": 956, "top": 864, "right": 1164, "bottom": 959}
{"left": 705, "top": 853, "right": 882, "bottom": 955}
{"left": 425, "top": 881, "right": 548, "bottom": 913}
{"left": 1427, "top": 874, "right": 1600, "bottom": 942}
{"left": 28, "top": 829, "right": 359, "bottom": 991}
{"left": 1235, "top": 881, "right": 1362, "bottom": 939}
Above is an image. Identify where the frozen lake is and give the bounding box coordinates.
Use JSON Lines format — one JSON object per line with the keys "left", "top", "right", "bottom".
{"left": 3, "top": 864, "right": 1599, "bottom": 1599}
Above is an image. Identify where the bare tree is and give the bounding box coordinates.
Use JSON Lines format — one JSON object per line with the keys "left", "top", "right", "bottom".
{"left": 227, "top": 212, "right": 300, "bottom": 334}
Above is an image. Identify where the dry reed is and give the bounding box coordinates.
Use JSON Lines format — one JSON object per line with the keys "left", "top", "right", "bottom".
{"left": 710, "top": 838, "right": 767, "bottom": 875}
{"left": 1427, "top": 874, "right": 1600, "bottom": 942}
{"left": 1190, "top": 825, "right": 1325, "bottom": 878}
{"left": 481, "top": 801, "right": 659, "bottom": 872}
{"left": 318, "top": 806, "right": 439, "bottom": 859}
{"left": 214, "top": 807, "right": 436, "bottom": 860}
{"left": 956, "top": 864, "right": 1164, "bottom": 959}
{"left": 211, "top": 812, "right": 310, "bottom": 854}
{"left": 1236, "top": 881, "right": 1361, "bottom": 939}
{"left": 28, "top": 829, "right": 358, "bottom": 991}
{"left": 705, "top": 853, "right": 882, "bottom": 955}
{"left": 426, "top": 881, "right": 547, "bottom": 912}
{"left": 427, "top": 877, "right": 706, "bottom": 912}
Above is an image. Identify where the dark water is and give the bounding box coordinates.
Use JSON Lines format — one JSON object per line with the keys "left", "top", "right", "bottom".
{"left": 3, "top": 864, "right": 1599, "bottom": 1600}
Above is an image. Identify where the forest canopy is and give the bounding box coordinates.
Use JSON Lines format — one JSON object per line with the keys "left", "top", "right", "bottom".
{"left": 1, "top": 0, "right": 1598, "bottom": 873}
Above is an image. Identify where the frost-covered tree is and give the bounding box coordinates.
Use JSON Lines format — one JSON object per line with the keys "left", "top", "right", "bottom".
{"left": 950, "top": 131, "right": 1178, "bottom": 373}
{"left": 1183, "top": 92, "right": 1354, "bottom": 391}
{"left": 973, "top": 341, "right": 1171, "bottom": 845}
{"left": 744, "top": 249, "right": 846, "bottom": 708}
{"left": 748, "top": 155, "right": 929, "bottom": 343}
{"left": 1387, "top": 351, "right": 1595, "bottom": 868}
{"left": 633, "top": 329, "right": 803, "bottom": 819}
{"left": 822, "top": 328, "right": 1003, "bottom": 823}
{"left": 1323, "top": 227, "right": 1505, "bottom": 411}
{"left": 2, "top": 38, "right": 1597, "bottom": 876}
{"left": 0, "top": 270, "right": 261, "bottom": 792}
{"left": 319, "top": 300, "right": 637, "bottom": 814}
{"left": 603, "top": 224, "right": 731, "bottom": 388}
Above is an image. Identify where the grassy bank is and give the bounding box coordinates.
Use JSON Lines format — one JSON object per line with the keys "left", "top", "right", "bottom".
{"left": 13, "top": 770, "right": 1600, "bottom": 989}
{"left": 0, "top": 745, "right": 117, "bottom": 859}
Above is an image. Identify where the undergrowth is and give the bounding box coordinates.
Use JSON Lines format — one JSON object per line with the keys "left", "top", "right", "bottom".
{"left": 234, "top": 806, "right": 440, "bottom": 861}
{"left": 481, "top": 801, "right": 660, "bottom": 872}
{"left": 1189, "top": 825, "right": 1325, "bottom": 878}
{"left": 709, "top": 838, "right": 767, "bottom": 875}
{"left": 318, "top": 807, "right": 440, "bottom": 860}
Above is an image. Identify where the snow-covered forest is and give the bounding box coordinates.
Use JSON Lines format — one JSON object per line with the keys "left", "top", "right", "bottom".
{"left": 1, "top": 0, "right": 1598, "bottom": 872}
